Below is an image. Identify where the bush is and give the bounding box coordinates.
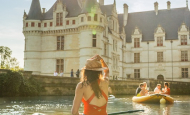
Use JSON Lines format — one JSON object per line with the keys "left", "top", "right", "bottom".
{"left": 0, "top": 70, "right": 41, "bottom": 97}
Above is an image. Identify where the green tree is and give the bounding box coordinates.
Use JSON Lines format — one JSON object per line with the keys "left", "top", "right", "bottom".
{"left": 10, "top": 57, "right": 19, "bottom": 70}
{"left": 0, "top": 46, "right": 12, "bottom": 69}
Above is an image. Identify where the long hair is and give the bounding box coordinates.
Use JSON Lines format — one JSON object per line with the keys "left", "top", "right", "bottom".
{"left": 80, "top": 69, "right": 103, "bottom": 99}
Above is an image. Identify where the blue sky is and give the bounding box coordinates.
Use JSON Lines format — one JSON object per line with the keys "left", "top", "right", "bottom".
{"left": 0, "top": 0, "right": 187, "bottom": 68}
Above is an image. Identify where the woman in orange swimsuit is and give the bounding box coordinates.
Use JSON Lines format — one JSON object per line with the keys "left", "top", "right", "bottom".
{"left": 71, "top": 55, "right": 109, "bottom": 115}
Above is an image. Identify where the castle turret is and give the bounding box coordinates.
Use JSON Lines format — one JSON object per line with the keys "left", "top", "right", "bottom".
{"left": 23, "top": 0, "right": 42, "bottom": 74}
{"left": 79, "top": 0, "right": 105, "bottom": 69}
{"left": 27, "top": 0, "right": 42, "bottom": 20}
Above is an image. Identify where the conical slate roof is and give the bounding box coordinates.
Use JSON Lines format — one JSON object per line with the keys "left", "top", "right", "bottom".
{"left": 81, "top": 0, "right": 97, "bottom": 13}
{"left": 27, "top": 0, "right": 42, "bottom": 20}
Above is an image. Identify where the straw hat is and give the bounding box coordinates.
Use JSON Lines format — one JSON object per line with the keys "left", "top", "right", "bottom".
{"left": 82, "top": 58, "right": 107, "bottom": 71}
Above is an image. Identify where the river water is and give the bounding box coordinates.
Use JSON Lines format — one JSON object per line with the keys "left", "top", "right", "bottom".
{"left": 0, "top": 95, "right": 189, "bottom": 115}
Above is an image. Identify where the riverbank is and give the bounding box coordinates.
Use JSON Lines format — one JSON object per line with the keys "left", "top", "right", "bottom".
{"left": 32, "top": 75, "right": 190, "bottom": 96}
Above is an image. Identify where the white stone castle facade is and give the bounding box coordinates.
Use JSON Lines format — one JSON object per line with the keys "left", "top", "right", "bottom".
{"left": 23, "top": 0, "right": 190, "bottom": 81}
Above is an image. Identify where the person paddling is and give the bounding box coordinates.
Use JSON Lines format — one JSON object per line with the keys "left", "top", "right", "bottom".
{"left": 136, "top": 83, "right": 145, "bottom": 97}
{"left": 71, "top": 55, "right": 109, "bottom": 115}
{"left": 161, "top": 82, "right": 170, "bottom": 95}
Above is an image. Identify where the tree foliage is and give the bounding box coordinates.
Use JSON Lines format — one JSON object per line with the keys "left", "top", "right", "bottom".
{"left": 0, "top": 46, "right": 20, "bottom": 70}
{"left": 0, "top": 70, "right": 41, "bottom": 97}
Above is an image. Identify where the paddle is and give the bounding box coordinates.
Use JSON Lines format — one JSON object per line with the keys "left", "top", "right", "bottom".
{"left": 108, "top": 110, "right": 144, "bottom": 115}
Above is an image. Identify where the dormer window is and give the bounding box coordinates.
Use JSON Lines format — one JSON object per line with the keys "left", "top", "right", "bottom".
{"left": 31, "top": 22, "right": 35, "bottom": 27}
{"left": 56, "top": 13, "right": 63, "bottom": 26}
{"left": 181, "top": 35, "right": 187, "bottom": 45}
{"left": 157, "top": 37, "right": 163, "bottom": 46}
{"left": 81, "top": 17, "right": 84, "bottom": 22}
{"left": 88, "top": 16, "right": 91, "bottom": 21}
{"left": 134, "top": 38, "right": 140, "bottom": 48}
{"left": 94, "top": 14, "right": 97, "bottom": 21}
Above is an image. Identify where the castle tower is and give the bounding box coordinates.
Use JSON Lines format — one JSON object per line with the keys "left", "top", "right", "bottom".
{"left": 23, "top": 0, "right": 42, "bottom": 74}
{"left": 79, "top": 0, "right": 105, "bottom": 69}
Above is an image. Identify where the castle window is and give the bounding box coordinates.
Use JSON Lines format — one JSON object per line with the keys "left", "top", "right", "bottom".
{"left": 182, "top": 68, "right": 188, "bottom": 78}
{"left": 88, "top": 16, "right": 91, "bottom": 21}
{"left": 81, "top": 17, "right": 84, "bottom": 22}
{"left": 94, "top": 14, "right": 97, "bottom": 21}
{"left": 134, "top": 69, "right": 140, "bottom": 78}
{"left": 104, "top": 43, "right": 107, "bottom": 55}
{"left": 44, "top": 23, "right": 47, "bottom": 27}
{"left": 134, "top": 53, "right": 140, "bottom": 63}
{"left": 113, "top": 40, "right": 117, "bottom": 51}
{"left": 181, "top": 51, "right": 188, "bottom": 61}
{"left": 66, "top": 20, "right": 69, "bottom": 25}
{"left": 92, "top": 34, "right": 96, "bottom": 47}
{"left": 134, "top": 38, "right": 140, "bottom": 48}
{"left": 50, "top": 22, "right": 53, "bottom": 27}
{"left": 56, "top": 13, "right": 63, "bottom": 26}
{"left": 100, "top": 18, "right": 102, "bottom": 23}
{"left": 38, "top": 23, "right": 41, "bottom": 27}
{"left": 56, "top": 59, "right": 64, "bottom": 73}
{"left": 31, "top": 22, "right": 35, "bottom": 27}
{"left": 157, "top": 52, "right": 163, "bottom": 62}
{"left": 57, "top": 36, "right": 64, "bottom": 50}
{"left": 157, "top": 37, "right": 163, "bottom": 46}
{"left": 26, "top": 23, "right": 28, "bottom": 27}
{"left": 181, "top": 35, "right": 187, "bottom": 45}
{"left": 72, "top": 20, "right": 75, "bottom": 24}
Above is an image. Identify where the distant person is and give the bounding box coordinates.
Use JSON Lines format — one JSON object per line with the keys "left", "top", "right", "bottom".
{"left": 76, "top": 69, "right": 80, "bottom": 78}
{"left": 161, "top": 82, "right": 170, "bottom": 95}
{"left": 154, "top": 84, "right": 161, "bottom": 94}
{"left": 136, "top": 83, "right": 145, "bottom": 97}
{"left": 54, "top": 71, "right": 58, "bottom": 76}
{"left": 143, "top": 82, "right": 149, "bottom": 95}
{"left": 71, "top": 69, "right": 74, "bottom": 77}
{"left": 60, "top": 70, "right": 63, "bottom": 77}
{"left": 71, "top": 55, "right": 109, "bottom": 115}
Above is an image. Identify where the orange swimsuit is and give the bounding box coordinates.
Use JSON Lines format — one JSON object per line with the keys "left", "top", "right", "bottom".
{"left": 82, "top": 81, "right": 108, "bottom": 115}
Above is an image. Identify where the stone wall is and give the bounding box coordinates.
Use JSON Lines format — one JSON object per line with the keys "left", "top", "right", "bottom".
{"left": 32, "top": 75, "right": 190, "bottom": 96}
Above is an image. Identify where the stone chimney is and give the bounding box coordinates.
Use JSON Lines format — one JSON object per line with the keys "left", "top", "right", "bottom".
{"left": 154, "top": 2, "right": 158, "bottom": 15}
{"left": 42, "top": 8, "right": 46, "bottom": 13}
{"left": 99, "top": 0, "right": 104, "bottom": 5}
{"left": 123, "top": 4, "right": 128, "bottom": 26}
{"left": 167, "top": 1, "right": 171, "bottom": 10}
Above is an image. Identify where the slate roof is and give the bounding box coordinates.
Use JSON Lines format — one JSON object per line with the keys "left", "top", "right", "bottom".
{"left": 27, "top": 0, "right": 114, "bottom": 20}
{"left": 43, "top": 0, "right": 82, "bottom": 19}
{"left": 100, "top": 4, "right": 114, "bottom": 16}
{"left": 27, "top": 0, "right": 42, "bottom": 20}
{"left": 81, "top": 0, "right": 97, "bottom": 14}
{"left": 120, "top": 7, "right": 190, "bottom": 43}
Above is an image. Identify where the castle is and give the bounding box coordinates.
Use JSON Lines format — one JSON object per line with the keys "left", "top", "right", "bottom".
{"left": 23, "top": 0, "right": 190, "bottom": 81}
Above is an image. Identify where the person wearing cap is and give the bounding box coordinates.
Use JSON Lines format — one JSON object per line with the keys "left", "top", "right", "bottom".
{"left": 71, "top": 55, "right": 109, "bottom": 115}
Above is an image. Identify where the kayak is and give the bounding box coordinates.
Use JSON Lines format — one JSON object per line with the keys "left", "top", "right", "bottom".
{"left": 132, "top": 94, "right": 174, "bottom": 104}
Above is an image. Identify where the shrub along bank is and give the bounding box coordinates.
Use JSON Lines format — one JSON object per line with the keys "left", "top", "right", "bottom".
{"left": 0, "top": 70, "right": 41, "bottom": 97}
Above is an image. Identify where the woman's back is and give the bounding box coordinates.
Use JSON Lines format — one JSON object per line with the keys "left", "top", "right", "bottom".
{"left": 83, "top": 80, "right": 108, "bottom": 107}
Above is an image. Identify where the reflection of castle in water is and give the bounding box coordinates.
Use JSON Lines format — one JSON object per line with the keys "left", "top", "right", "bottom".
{"left": 132, "top": 102, "right": 173, "bottom": 115}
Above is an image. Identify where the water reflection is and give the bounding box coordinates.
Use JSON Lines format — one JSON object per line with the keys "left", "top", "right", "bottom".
{"left": 0, "top": 95, "right": 190, "bottom": 115}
